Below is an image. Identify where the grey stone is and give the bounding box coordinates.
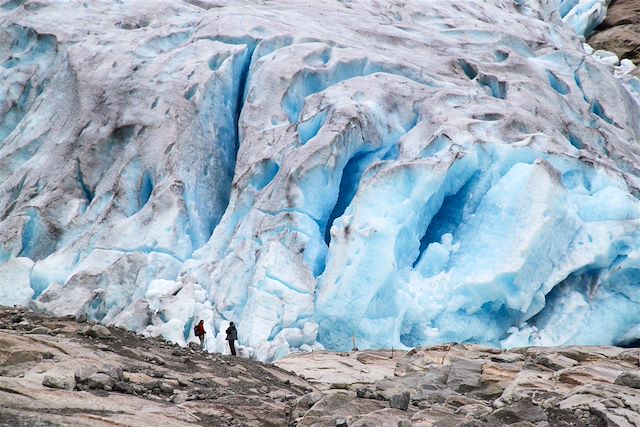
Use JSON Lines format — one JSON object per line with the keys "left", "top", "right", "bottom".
{"left": 487, "top": 398, "right": 548, "bottom": 425}
{"left": 614, "top": 371, "right": 640, "bottom": 389}
{"left": 419, "top": 365, "right": 451, "bottom": 389}
{"left": 82, "top": 325, "right": 112, "bottom": 338}
{"left": 74, "top": 366, "right": 98, "bottom": 383}
{"left": 446, "top": 357, "right": 483, "bottom": 393}
{"left": 171, "top": 393, "right": 188, "bottom": 404}
{"left": 533, "top": 354, "right": 577, "bottom": 371}
{"left": 389, "top": 392, "right": 410, "bottom": 411}
{"left": 42, "top": 374, "right": 75, "bottom": 390}
{"left": 412, "top": 388, "right": 458, "bottom": 406}
{"left": 100, "top": 366, "right": 124, "bottom": 381}
{"left": 356, "top": 387, "right": 381, "bottom": 400}
{"left": 397, "top": 421, "right": 412, "bottom": 427}
{"left": 297, "top": 392, "right": 323, "bottom": 408}
{"left": 291, "top": 391, "right": 324, "bottom": 420}
{"left": 76, "top": 313, "right": 88, "bottom": 323}
{"left": 15, "top": 320, "right": 32, "bottom": 330}
{"left": 114, "top": 381, "right": 134, "bottom": 394}
{"left": 159, "top": 381, "right": 174, "bottom": 395}
{"left": 335, "top": 419, "right": 347, "bottom": 427}
{"left": 149, "top": 355, "right": 166, "bottom": 365}
{"left": 455, "top": 403, "right": 492, "bottom": 418}
{"left": 87, "top": 373, "right": 116, "bottom": 390}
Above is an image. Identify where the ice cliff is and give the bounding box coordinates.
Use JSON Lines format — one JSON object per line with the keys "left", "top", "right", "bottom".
{"left": 0, "top": 0, "right": 639, "bottom": 361}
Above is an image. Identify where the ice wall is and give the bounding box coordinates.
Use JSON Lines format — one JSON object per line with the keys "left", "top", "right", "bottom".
{"left": 0, "top": 0, "right": 638, "bottom": 361}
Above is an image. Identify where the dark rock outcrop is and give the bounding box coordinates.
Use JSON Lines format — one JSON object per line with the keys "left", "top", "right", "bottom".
{"left": 589, "top": 0, "right": 640, "bottom": 73}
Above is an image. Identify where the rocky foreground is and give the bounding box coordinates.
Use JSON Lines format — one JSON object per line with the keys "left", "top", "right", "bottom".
{"left": 1, "top": 306, "right": 640, "bottom": 427}
{"left": 0, "top": 306, "right": 312, "bottom": 426}
{"left": 277, "top": 345, "right": 640, "bottom": 427}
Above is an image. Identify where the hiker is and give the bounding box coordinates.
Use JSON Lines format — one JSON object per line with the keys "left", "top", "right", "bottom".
{"left": 225, "top": 321, "right": 237, "bottom": 356}
{"left": 194, "top": 320, "right": 206, "bottom": 349}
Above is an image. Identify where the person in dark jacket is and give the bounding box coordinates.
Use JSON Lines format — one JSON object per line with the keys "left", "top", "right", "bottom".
{"left": 194, "top": 320, "right": 206, "bottom": 349}
{"left": 225, "top": 322, "right": 237, "bottom": 356}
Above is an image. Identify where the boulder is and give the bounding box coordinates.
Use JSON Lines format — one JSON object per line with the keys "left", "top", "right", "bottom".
{"left": 113, "top": 381, "right": 135, "bottom": 394}
{"left": 149, "top": 355, "right": 166, "bottom": 365}
{"left": 389, "top": 392, "right": 410, "bottom": 411}
{"left": 614, "top": 372, "right": 640, "bottom": 389}
{"left": 42, "top": 374, "right": 75, "bottom": 390}
{"left": 419, "top": 365, "right": 451, "bottom": 389}
{"left": 376, "top": 371, "right": 423, "bottom": 400}
{"left": 455, "top": 403, "right": 492, "bottom": 418}
{"left": 87, "top": 373, "right": 116, "bottom": 390}
{"left": 557, "top": 363, "right": 623, "bottom": 386}
{"left": 82, "top": 325, "right": 112, "bottom": 339}
{"left": 442, "top": 395, "right": 487, "bottom": 413}
{"left": 486, "top": 398, "right": 548, "bottom": 425}
{"left": 158, "top": 381, "right": 174, "bottom": 395}
{"left": 100, "top": 366, "right": 124, "bottom": 382}
{"left": 171, "top": 393, "right": 188, "bottom": 404}
{"left": 74, "top": 366, "right": 98, "bottom": 383}
{"left": 618, "top": 350, "right": 640, "bottom": 367}
{"left": 533, "top": 354, "right": 577, "bottom": 371}
{"left": 446, "top": 357, "right": 483, "bottom": 393}
{"left": 411, "top": 388, "right": 460, "bottom": 407}
{"left": 292, "top": 391, "right": 324, "bottom": 419}
{"left": 479, "top": 361, "right": 522, "bottom": 398}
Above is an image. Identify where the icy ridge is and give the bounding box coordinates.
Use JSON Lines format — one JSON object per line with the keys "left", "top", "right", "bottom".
{"left": 0, "top": 0, "right": 639, "bottom": 361}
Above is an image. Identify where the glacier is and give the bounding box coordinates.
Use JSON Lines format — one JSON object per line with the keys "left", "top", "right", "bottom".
{"left": 0, "top": 0, "right": 639, "bottom": 361}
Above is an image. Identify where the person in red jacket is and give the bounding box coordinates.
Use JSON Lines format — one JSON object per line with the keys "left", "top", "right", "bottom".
{"left": 194, "top": 320, "right": 206, "bottom": 349}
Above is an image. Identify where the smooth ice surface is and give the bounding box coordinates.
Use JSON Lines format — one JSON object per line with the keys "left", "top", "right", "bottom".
{"left": 0, "top": 0, "right": 639, "bottom": 361}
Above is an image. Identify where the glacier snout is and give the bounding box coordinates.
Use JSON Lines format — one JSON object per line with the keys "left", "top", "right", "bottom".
{"left": 0, "top": 0, "right": 639, "bottom": 360}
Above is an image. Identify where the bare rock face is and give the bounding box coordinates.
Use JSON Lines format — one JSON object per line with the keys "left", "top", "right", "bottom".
{"left": 588, "top": 0, "right": 640, "bottom": 69}
{"left": 278, "top": 344, "right": 640, "bottom": 427}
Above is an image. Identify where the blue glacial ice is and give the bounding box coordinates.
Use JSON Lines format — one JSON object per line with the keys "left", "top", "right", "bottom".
{"left": 0, "top": 0, "right": 638, "bottom": 361}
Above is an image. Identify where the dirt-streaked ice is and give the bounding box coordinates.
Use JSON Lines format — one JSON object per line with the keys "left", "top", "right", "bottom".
{"left": 0, "top": 0, "right": 638, "bottom": 361}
